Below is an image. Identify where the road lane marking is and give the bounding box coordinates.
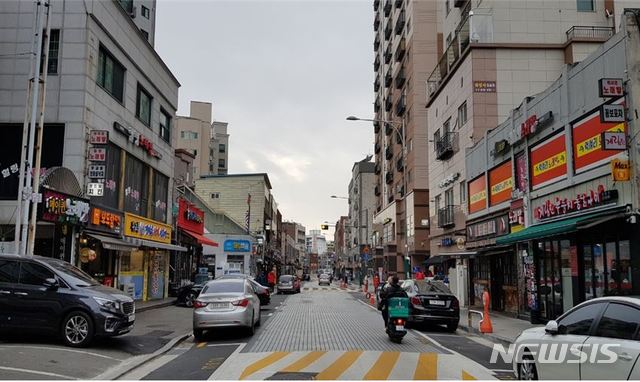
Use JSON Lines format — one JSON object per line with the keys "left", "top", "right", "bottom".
{"left": 0, "top": 344, "right": 122, "bottom": 361}
{"left": 0, "top": 366, "right": 76, "bottom": 380}
{"left": 364, "top": 351, "right": 400, "bottom": 380}
{"left": 314, "top": 350, "right": 363, "bottom": 380}
{"left": 463, "top": 370, "right": 477, "bottom": 380}
{"left": 239, "top": 351, "right": 289, "bottom": 380}
{"left": 197, "top": 342, "right": 207, "bottom": 348}
{"left": 206, "top": 343, "right": 245, "bottom": 347}
{"left": 281, "top": 351, "right": 326, "bottom": 372}
{"left": 413, "top": 353, "right": 438, "bottom": 380}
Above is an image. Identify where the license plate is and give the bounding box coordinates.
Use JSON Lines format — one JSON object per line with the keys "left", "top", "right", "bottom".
{"left": 396, "top": 325, "right": 404, "bottom": 331}
{"left": 128, "top": 314, "right": 135, "bottom": 322}
{"left": 429, "top": 300, "right": 446, "bottom": 306}
{"left": 211, "top": 303, "right": 228, "bottom": 309}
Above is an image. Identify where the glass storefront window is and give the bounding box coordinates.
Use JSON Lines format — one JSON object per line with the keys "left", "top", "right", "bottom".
{"left": 619, "top": 240, "right": 632, "bottom": 294}
{"left": 593, "top": 244, "right": 605, "bottom": 298}
{"left": 606, "top": 242, "right": 617, "bottom": 294}
{"left": 583, "top": 245, "right": 593, "bottom": 300}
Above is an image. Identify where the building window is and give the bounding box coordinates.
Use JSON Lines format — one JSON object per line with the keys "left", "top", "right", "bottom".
{"left": 434, "top": 194, "right": 441, "bottom": 213}
{"left": 153, "top": 171, "right": 169, "bottom": 222}
{"left": 445, "top": 187, "right": 454, "bottom": 208}
{"left": 459, "top": 180, "right": 466, "bottom": 205}
{"left": 218, "top": 159, "right": 225, "bottom": 168}
{"left": 124, "top": 154, "right": 149, "bottom": 216}
{"left": 209, "top": 164, "right": 214, "bottom": 172}
{"left": 140, "top": 29, "right": 149, "bottom": 41}
{"left": 211, "top": 192, "right": 220, "bottom": 199}
{"left": 41, "top": 29, "right": 60, "bottom": 74}
{"left": 136, "top": 84, "right": 152, "bottom": 126}
{"left": 219, "top": 143, "right": 226, "bottom": 153}
{"left": 97, "top": 46, "right": 125, "bottom": 103}
{"left": 159, "top": 108, "right": 171, "bottom": 142}
{"left": 577, "top": 0, "right": 594, "bottom": 11}
{"left": 458, "top": 101, "right": 467, "bottom": 127}
{"left": 141, "top": 5, "right": 150, "bottom": 18}
{"left": 117, "top": 0, "right": 133, "bottom": 13}
{"left": 193, "top": 149, "right": 197, "bottom": 156}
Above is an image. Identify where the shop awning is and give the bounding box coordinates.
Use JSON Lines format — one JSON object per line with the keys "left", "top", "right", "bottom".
{"left": 496, "top": 208, "right": 627, "bottom": 245}
{"left": 181, "top": 229, "right": 219, "bottom": 247}
{"left": 124, "top": 237, "right": 188, "bottom": 252}
{"left": 424, "top": 251, "right": 477, "bottom": 265}
{"left": 86, "top": 233, "right": 139, "bottom": 252}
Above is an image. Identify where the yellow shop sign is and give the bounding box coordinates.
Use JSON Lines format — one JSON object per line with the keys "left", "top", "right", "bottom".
{"left": 124, "top": 213, "right": 172, "bottom": 244}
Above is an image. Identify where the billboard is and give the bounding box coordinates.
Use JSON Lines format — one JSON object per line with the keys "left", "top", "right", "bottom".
{"left": 530, "top": 133, "right": 567, "bottom": 190}
{"left": 572, "top": 106, "right": 626, "bottom": 174}
{"left": 489, "top": 160, "right": 513, "bottom": 206}
{"left": 468, "top": 174, "right": 487, "bottom": 214}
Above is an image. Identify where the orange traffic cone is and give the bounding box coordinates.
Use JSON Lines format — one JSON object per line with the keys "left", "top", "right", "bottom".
{"left": 369, "top": 294, "right": 376, "bottom": 306}
{"left": 480, "top": 290, "right": 493, "bottom": 333}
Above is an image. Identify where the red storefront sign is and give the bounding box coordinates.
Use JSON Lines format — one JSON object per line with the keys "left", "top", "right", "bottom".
{"left": 177, "top": 199, "right": 204, "bottom": 235}
{"left": 489, "top": 160, "right": 512, "bottom": 206}
{"left": 530, "top": 133, "right": 567, "bottom": 190}
{"left": 572, "top": 105, "right": 626, "bottom": 174}
{"left": 468, "top": 174, "right": 487, "bottom": 214}
{"left": 533, "top": 185, "right": 617, "bottom": 220}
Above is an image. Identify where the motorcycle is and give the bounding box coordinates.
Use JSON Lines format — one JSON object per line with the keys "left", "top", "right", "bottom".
{"left": 386, "top": 297, "right": 409, "bottom": 343}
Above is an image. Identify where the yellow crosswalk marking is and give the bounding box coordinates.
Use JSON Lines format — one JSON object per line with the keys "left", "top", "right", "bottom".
{"left": 196, "top": 342, "right": 206, "bottom": 348}
{"left": 413, "top": 353, "right": 438, "bottom": 380}
{"left": 239, "top": 352, "right": 289, "bottom": 380}
{"left": 281, "top": 351, "right": 326, "bottom": 372}
{"left": 462, "top": 370, "right": 477, "bottom": 380}
{"left": 363, "top": 351, "right": 400, "bottom": 380}
{"left": 315, "top": 351, "right": 364, "bottom": 380}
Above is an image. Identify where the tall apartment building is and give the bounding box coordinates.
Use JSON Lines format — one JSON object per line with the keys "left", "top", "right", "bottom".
{"left": 347, "top": 158, "right": 376, "bottom": 279}
{"left": 334, "top": 216, "right": 349, "bottom": 273}
{"left": 372, "top": 0, "right": 437, "bottom": 276}
{"left": 282, "top": 221, "right": 307, "bottom": 269}
{"left": 116, "top": 0, "right": 156, "bottom": 45}
{"left": 175, "top": 101, "right": 230, "bottom": 179}
{"left": 425, "top": 0, "right": 621, "bottom": 306}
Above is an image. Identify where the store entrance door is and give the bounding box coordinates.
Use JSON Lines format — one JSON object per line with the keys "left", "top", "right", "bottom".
{"left": 490, "top": 255, "right": 505, "bottom": 311}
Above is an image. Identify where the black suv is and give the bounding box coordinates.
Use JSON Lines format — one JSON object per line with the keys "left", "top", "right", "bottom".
{"left": 0, "top": 254, "right": 135, "bottom": 347}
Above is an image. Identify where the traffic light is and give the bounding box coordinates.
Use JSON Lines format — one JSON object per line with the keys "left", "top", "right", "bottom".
{"left": 320, "top": 224, "right": 329, "bottom": 230}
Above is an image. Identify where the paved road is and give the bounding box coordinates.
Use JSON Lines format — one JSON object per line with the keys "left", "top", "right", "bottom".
{"left": 122, "top": 281, "right": 507, "bottom": 380}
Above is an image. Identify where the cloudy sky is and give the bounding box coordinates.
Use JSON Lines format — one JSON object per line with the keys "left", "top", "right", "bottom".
{"left": 156, "top": 0, "right": 374, "bottom": 238}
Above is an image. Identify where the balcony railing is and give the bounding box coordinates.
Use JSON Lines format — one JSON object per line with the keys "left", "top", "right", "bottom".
{"left": 395, "top": 95, "right": 406, "bottom": 116}
{"left": 384, "top": 23, "right": 392, "bottom": 40}
{"left": 395, "top": 10, "right": 405, "bottom": 35}
{"left": 385, "top": 98, "right": 392, "bottom": 111}
{"left": 374, "top": 99, "right": 381, "bottom": 112}
{"left": 384, "top": 48, "right": 392, "bottom": 64}
{"left": 374, "top": 77, "right": 380, "bottom": 91}
{"left": 385, "top": 171, "right": 393, "bottom": 184}
{"left": 373, "top": 120, "right": 380, "bottom": 134}
{"left": 374, "top": 33, "right": 380, "bottom": 50}
{"left": 396, "top": 157, "right": 403, "bottom": 172}
{"left": 374, "top": 14, "right": 380, "bottom": 31}
{"left": 395, "top": 67, "right": 406, "bottom": 89}
{"left": 384, "top": 72, "right": 392, "bottom": 88}
{"left": 385, "top": 145, "right": 393, "bottom": 160}
{"left": 374, "top": 0, "right": 380, "bottom": 10}
{"left": 375, "top": 142, "right": 381, "bottom": 154}
{"left": 374, "top": 162, "right": 381, "bottom": 174}
{"left": 437, "top": 206, "right": 455, "bottom": 228}
{"left": 385, "top": 123, "right": 392, "bottom": 136}
{"left": 435, "top": 132, "right": 456, "bottom": 160}
{"left": 566, "top": 26, "right": 614, "bottom": 42}
{"left": 426, "top": 2, "right": 472, "bottom": 101}
{"left": 384, "top": 0, "right": 392, "bottom": 16}
{"left": 395, "top": 37, "right": 406, "bottom": 62}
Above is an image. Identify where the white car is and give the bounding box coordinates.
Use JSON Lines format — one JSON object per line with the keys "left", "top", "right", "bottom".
{"left": 513, "top": 297, "right": 640, "bottom": 380}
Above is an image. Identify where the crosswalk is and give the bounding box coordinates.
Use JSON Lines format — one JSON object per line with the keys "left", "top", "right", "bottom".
{"left": 209, "top": 349, "right": 497, "bottom": 380}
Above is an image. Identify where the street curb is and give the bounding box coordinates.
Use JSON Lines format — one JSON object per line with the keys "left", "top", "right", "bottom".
{"left": 457, "top": 322, "right": 514, "bottom": 344}
{"left": 136, "top": 299, "right": 177, "bottom": 313}
{"left": 93, "top": 331, "right": 191, "bottom": 380}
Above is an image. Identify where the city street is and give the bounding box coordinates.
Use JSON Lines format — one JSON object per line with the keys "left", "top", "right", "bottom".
{"left": 113, "top": 281, "right": 512, "bottom": 380}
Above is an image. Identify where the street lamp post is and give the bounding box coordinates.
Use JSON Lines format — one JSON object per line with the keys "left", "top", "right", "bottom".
{"left": 347, "top": 115, "right": 409, "bottom": 280}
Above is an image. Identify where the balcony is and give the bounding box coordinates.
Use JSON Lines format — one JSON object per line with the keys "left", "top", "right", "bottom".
{"left": 395, "top": 37, "right": 406, "bottom": 62}
{"left": 566, "top": 26, "right": 614, "bottom": 43}
{"left": 374, "top": 0, "right": 380, "bottom": 10}
{"left": 395, "top": 0, "right": 403, "bottom": 7}
{"left": 395, "top": 10, "right": 405, "bottom": 35}
{"left": 374, "top": 142, "right": 381, "bottom": 154}
{"left": 384, "top": 47, "right": 392, "bottom": 64}
{"left": 374, "top": 162, "right": 381, "bottom": 174}
{"left": 375, "top": 185, "right": 381, "bottom": 196}
{"left": 373, "top": 120, "right": 381, "bottom": 134}
{"left": 374, "top": 33, "right": 380, "bottom": 50}
{"left": 374, "top": 17, "right": 380, "bottom": 32}
{"left": 385, "top": 145, "right": 393, "bottom": 160}
{"left": 395, "top": 67, "right": 406, "bottom": 89}
{"left": 384, "top": 72, "right": 392, "bottom": 87}
{"left": 385, "top": 171, "right": 393, "bottom": 184}
{"left": 395, "top": 95, "right": 406, "bottom": 116}
{"left": 387, "top": 193, "right": 394, "bottom": 203}
{"left": 385, "top": 123, "right": 393, "bottom": 136}
{"left": 426, "top": 2, "right": 472, "bottom": 101}
{"left": 396, "top": 157, "right": 403, "bottom": 172}
{"left": 374, "top": 77, "right": 380, "bottom": 91}
{"left": 435, "top": 132, "right": 456, "bottom": 160}
{"left": 384, "top": 23, "right": 392, "bottom": 40}
{"left": 385, "top": 98, "right": 392, "bottom": 112}
{"left": 374, "top": 55, "right": 380, "bottom": 71}
{"left": 384, "top": 0, "right": 391, "bottom": 16}
{"left": 437, "top": 206, "right": 455, "bottom": 228}
{"left": 396, "top": 184, "right": 405, "bottom": 197}
{"left": 374, "top": 99, "right": 381, "bottom": 113}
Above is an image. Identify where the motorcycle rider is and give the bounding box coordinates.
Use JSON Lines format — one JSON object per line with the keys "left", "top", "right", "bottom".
{"left": 379, "top": 276, "right": 408, "bottom": 329}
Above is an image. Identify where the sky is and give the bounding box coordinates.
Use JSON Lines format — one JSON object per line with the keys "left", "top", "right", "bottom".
{"left": 155, "top": 0, "right": 374, "bottom": 239}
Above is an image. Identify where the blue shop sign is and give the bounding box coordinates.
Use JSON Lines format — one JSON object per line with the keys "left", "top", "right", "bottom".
{"left": 224, "top": 240, "right": 251, "bottom": 252}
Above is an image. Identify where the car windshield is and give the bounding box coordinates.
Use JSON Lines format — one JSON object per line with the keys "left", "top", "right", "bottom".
{"left": 45, "top": 259, "right": 99, "bottom": 287}
{"left": 201, "top": 280, "right": 244, "bottom": 294}
{"left": 415, "top": 280, "right": 451, "bottom": 294}
{"left": 279, "top": 275, "right": 293, "bottom": 282}
{"left": 320, "top": 274, "right": 329, "bottom": 278}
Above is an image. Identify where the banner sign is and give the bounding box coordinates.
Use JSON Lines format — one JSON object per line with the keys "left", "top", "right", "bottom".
{"left": 88, "top": 206, "right": 123, "bottom": 234}
{"left": 88, "top": 164, "right": 106, "bottom": 179}
{"left": 611, "top": 158, "right": 631, "bottom": 181}
{"left": 489, "top": 160, "right": 513, "bottom": 206}
{"left": 598, "top": 78, "right": 624, "bottom": 97}
{"left": 602, "top": 131, "right": 627, "bottom": 151}
{"left": 177, "top": 198, "right": 205, "bottom": 235}
{"left": 468, "top": 174, "right": 487, "bottom": 214}
{"left": 124, "top": 213, "right": 171, "bottom": 243}
{"left": 88, "top": 148, "right": 106, "bottom": 162}
{"left": 572, "top": 106, "right": 626, "bottom": 174}
{"left": 40, "top": 190, "right": 90, "bottom": 225}
{"left": 600, "top": 104, "right": 625, "bottom": 123}
{"left": 89, "top": 130, "right": 109, "bottom": 145}
{"left": 530, "top": 133, "right": 567, "bottom": 190}
{"left": 533, "top": 185, "right": 618, "bottom": 221}
{"left": 509, "top": 199, "right": 525, "bottom": 233}
{"left": 86, "top": 182, "right": 104, "bottom": 197}
{"left": 473, "top": 81, "right": 496, "bottom": 93}
{"left": 224, "top": 240, "right": 251, "bottom": 252}
{"left": 467, "top": 215, "right": 508, "bottom": 240}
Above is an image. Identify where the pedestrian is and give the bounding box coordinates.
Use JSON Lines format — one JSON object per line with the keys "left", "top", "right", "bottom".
{"left": 268, "top": 267, "right": 277, "bottom": 292}
{"left": 373, "top": 274, "right": 380, "bottom": 290}
{"left": 415, "top": 268, "right": 425, "bottom": 280}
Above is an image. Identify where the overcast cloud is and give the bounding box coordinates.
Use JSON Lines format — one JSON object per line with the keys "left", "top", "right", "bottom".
{"left": 155, "top": 0, "right": 374, "bottom": 238}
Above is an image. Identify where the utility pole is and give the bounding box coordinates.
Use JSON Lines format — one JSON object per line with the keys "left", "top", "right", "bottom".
{"left": 16, "top": 0, "right": 47, "bottom": 256}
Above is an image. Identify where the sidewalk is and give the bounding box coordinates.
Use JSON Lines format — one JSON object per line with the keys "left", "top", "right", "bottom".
{"left": 136, "top": 297, "right": 177, "bottom": 312}
{"left": 458, "top": 307, "right": 542, "bottom": 343}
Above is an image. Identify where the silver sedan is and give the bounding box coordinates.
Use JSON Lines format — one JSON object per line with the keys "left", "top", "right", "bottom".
{"left": 192, "top": 279, "right": 261, "bottom": 340}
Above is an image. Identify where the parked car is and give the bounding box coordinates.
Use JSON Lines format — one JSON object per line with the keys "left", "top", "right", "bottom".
{"left": 318, "top": 273, "right": 331, "bottom": 286}
{"left": 401, "top": 279, "right": 459, "bottom": 332}
{"left": 0, "top": 254, "right": 135, "bottom": 347}
{"left": 513, "top": 297, "right": 640, "bottom": 380}
{"left": 248, "top": 278, "right": 270, "bottom": 306}
{"left": 302, "top": 273, "right": 311, "bottom": 281}
{"left": 176, "top": 282, "right": 205, "bottom": 307}
{"left": 192, "top": 279, "right": 261, "bottom": 340}
{"left": 277, "top": 275, "right": 301, "bottom": 294}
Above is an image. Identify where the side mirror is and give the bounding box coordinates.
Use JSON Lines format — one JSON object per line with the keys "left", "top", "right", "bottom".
{"left": 545, "top": 320, "right": 559, "bottom": 335}
{"left": 43, "top": 278, "right": 59, "bottom": 290}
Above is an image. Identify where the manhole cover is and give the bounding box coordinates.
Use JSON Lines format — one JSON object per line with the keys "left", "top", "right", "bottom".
{"left": 267, "top": 372, "right": 317, "bottom": 380}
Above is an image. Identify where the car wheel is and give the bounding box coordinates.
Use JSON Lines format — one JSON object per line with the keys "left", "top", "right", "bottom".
{"left": 519, "top": 353, "right": 538, "bottom": 380}
{"left": 256, "top": 310, "right": 261, "bottom": 327}
{"left": 61, "top": 311, "right": 94, "bottom": 347}
{"left": 446, "top": 323, "right": 458, "bottom": 332}
{"left": 194, "top": 329, "right": 205, "bottom": 341}
{"left": 185, "top": 292, "right": 197, "bottom": 308}
{"left": 248, "top": 313, "right": 256, "bottom": 335}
